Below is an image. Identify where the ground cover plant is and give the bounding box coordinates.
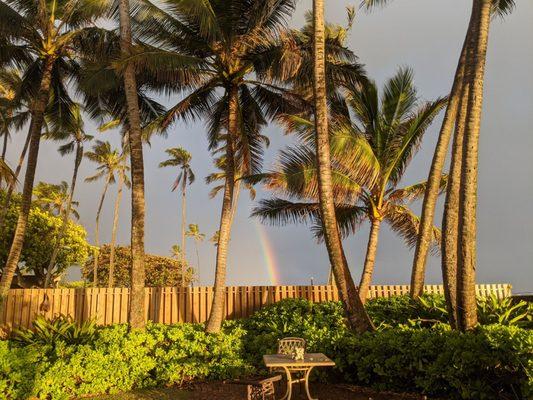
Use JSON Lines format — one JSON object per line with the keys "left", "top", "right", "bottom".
{"left": 1, "top": 296, "right": 531, "bottom": 400}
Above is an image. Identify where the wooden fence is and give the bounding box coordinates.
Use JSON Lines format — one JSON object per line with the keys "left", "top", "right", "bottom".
{"left": 0, "top": 283, "right": 512, "bottom": 331}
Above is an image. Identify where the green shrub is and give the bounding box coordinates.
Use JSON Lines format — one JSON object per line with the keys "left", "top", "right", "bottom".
{"left": 242, "top": 299, "right": 348, "bottom": 366}
{"left": 12, "top": 315, "right": 98, "bottom": 347}
{"left": 2, "top": 322, "right": 251, "bottom": 399}
{"left": 1, "top": 297, "right": 531, "bottom": 400}
{"left": 0, "top": 341, "right": 42, "bottom": 399}
{"left": 477, "top": 295, "right": 532, "bottom": 328}
{"left": 336, "top": 324, "right": 532, "bottom": 399}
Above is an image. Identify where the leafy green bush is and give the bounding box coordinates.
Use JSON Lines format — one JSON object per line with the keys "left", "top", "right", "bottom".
{"left": 477, "top": 295, "right": 532, "bottom": 328}
{"left": 3, "top": 322, "right": 250, "bottom": 399}
{"left": 336, "top": 324, "right": 532, "bottom": 399}
{"left": 1, "top": 297, "right": 531, "bottom": 399}
{"left": 12, "top": 315, "right": 97, "bottom": 347}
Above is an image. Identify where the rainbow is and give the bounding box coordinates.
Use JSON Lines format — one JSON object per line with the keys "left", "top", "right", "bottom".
{"left": 255, "top": 223, "right": 281, "bottom": 285}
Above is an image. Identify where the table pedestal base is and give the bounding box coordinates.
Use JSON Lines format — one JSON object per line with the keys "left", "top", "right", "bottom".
{"left": 279, "top": 366, "right": 317, "bottom": 400}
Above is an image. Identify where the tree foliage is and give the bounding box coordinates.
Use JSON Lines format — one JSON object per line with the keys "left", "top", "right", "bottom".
{"left": 82, "top": 245, "right": 194, "bottom": 287}
{"left": 0, "top": 191, "right": 90, "bottom": 287}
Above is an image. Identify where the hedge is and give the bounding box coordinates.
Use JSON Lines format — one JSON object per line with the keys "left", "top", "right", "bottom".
{"left": 1, "top": 297, "right": 531, "bottom": 399}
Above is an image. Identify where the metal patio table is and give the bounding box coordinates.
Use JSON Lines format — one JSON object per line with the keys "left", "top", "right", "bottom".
{"left": 263, "top": 353, "right": 335, "bottom": 400}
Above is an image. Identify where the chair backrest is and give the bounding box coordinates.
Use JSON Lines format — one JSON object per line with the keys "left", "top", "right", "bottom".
{"left": 277, "top": 337, "right": 306, "bottom": 355}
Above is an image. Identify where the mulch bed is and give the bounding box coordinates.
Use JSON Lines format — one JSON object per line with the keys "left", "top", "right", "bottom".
{"left": 183, "top": 381, "right": 428, "bottom": 400}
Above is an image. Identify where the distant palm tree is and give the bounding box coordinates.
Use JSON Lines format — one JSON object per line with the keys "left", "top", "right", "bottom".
{"left": 40, "top": 105, "right": 93, "bottom": 287}
{"left": 33, "top": 181, "right": 80, "bottom": 220}
{"left": 0, "top": 0, "right": 111, "bottom": 302}
{"left": 108, "top": 157, "right": 130, "bottom": 287}
{"left": 253, "top": 68, "right": 446, "bottom": 303}
{"left": 85, "top": 141, "right": 125, "bottom": 286}
{"left": 186, "top": 224, "right": 205, "bottom": 284}
{"left": 159, "top": 147, "right": 195, "bottom": 283}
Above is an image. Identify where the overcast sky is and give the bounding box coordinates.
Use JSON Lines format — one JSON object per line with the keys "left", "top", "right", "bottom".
{"left": 6, "top": 0, "right": 533, "bottom": 292}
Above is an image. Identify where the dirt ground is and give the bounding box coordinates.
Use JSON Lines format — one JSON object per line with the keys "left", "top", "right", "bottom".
{"left": 98, "top": 381, "right": 427, "bottom": 400}
{"left": 185, "top": 381, "right": 427, "bottom": 400}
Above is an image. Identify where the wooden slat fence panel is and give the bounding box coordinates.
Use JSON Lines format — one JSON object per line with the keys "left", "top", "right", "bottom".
{"left": 0, "top": 283, "right": 511, "bottom": 331}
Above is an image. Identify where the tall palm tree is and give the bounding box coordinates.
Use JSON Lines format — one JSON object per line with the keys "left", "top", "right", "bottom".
{"left": 410, "top": 0, "right": 517, "bottom": 299}
{"left": 130, "top": 0, "right": 298, "bottom": 333}
{"left": 85, "top": 140, "right": 125, "bottom": 286}
{"left": 0, "top": 69, "right": 20, "bottom": 162}
{"left": 254, "top": 68, "right": 446, "bottom": 303}
{"left": 108, "top": 158, "right": 130, "bottom": 287}
{"left": 40, "top": 106, "right": 92, "bottom": 288}
{"left": 0, "top": 69, "right": 30, "bottom": 229}
{"left": 312, "top": 0, "right": 371, "bottom": 332}
{"left": 159, "top": 147, "right": 195, "bottom": 282}
{"left": 117, "top": 0, "right": 147, "bottom": 329}
{"left": 186, "top": 223, "right": 205, "bottom": 284}
{"left": 456, "top": 0, "right": 494, "bottom": 331}
{"left": 0, "top": 0, "right": 110, "bottom": 302}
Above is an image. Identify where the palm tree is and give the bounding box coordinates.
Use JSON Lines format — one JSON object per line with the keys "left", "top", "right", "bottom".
{"left": 455, "top": 0, "right": 494, "bottom": 331}
{"left": 254, "top": 68, "right": 446, "bottom": 304}
{"left": 311, "top": 0, "right": 368, "bottom": 331}
{"left": 410, "top": 0, "right": 517, "bottom": 299}
{"left": 0, "top": 69, "right": 20, "bottom": 162}
{"left": 33, "top": 181, "right": 80, "bottom": 219}
{"left": 0, "top": 0, "right": 110, "bottom": 302}
{"left": 39, "top": 106, "right": 92, "bottom": 288}
{"left": 186, "top": 224, "right": 205, "bottom": 284}
{"left": 159, "top": 147, "right": 195, "bottom": 282}
{"left": 85, "top": 140, "right": 125, "bottom": 286}
{"left": 117, "top": 0, "right": 147, "bottom": 330}
{"left": 0, "top": 69, "right": 30, "bottom": 228}
{"left": 131, "top": 0, "right": 299, "bottom": 333}
{"left": 108, "top": 158, "right": 130, "bottom": 287}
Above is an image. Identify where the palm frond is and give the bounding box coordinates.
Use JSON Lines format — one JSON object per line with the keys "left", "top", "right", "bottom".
{"left": 387, "top": 174, "right": 448, "bottom": 204}
{"left": 385, "top": 204, "right": 441, "bottom": 254}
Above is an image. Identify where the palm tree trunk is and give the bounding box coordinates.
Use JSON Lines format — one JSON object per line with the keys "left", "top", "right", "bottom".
{"left": 457, "top": 0, "right": 491, "bottom": 332}
{"left": 0, "top": 122, "right": 32, "bottom": 230}
{"left": 93, "top": 176, "right": 111, "bottom": 286}
{"left": 0, "top": 57, "right": 54, "bottom": 301}
{"left": 44, "top": 142, "right": 83, "bottom": 288}
{"left": 312, "top": 0, "right": 373, "bottom": 333}
{"left": 205, "top": 84, "right": 238, "bottom": 334}
{"left": 108, "top": 170, "right": 124, "bottom": 288}
{"left": 442, "top": 81, "right": 470, "bottom": 329}
{"left": 119, "top": 0, "right": 146, "bottom": 329}
{"left": 409, "top": 22, "right": 474, "bottom": 298}
{"left": 180, "top": 175, "right": 186, "bottom": 286}
{"left": 195, "top": 241, "right": 200, "bottom": 283}
{"left": 1, "top": 128, "right": 7, "bottom": 160}
{"left": 358, "top": 218, "right": 381, "bottom": 303}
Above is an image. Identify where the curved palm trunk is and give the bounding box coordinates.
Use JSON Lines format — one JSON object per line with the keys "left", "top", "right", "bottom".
{"left": 410, "top": 25, "right": 474, "bottom": 298}
{"left": 358, "top": 218, "right": 381, "bottom": 303}
{"left": 108, "top": 171, "right": 124, "bottom": 287}
{"left": 94, "top": 175, "right": 111, "bottom": 285}
{"left": 312, "top": 0, "right": 373, "bottom": 334}
{"left": 0, "top": 128, "right": 31, "bottom": 230}
{"left": 119, "top": 0, "right": 146, "bottom": 329}
{"left": 442, "top": 81, "right": 470, "bottom": 329}
{"left": 44, "top": 142, "right": 83, "bottom": 288}
{"left": 180, "top": 175, "right": 186, "bottom": 286}
{"left": 457, "top": 0, "right": 491, "bottom": 332}
{"left": 205, "top": 85, "right": 238, "bottom": 334}
{"left": 0, "top": 57, "right": 54, "bottom": 301}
